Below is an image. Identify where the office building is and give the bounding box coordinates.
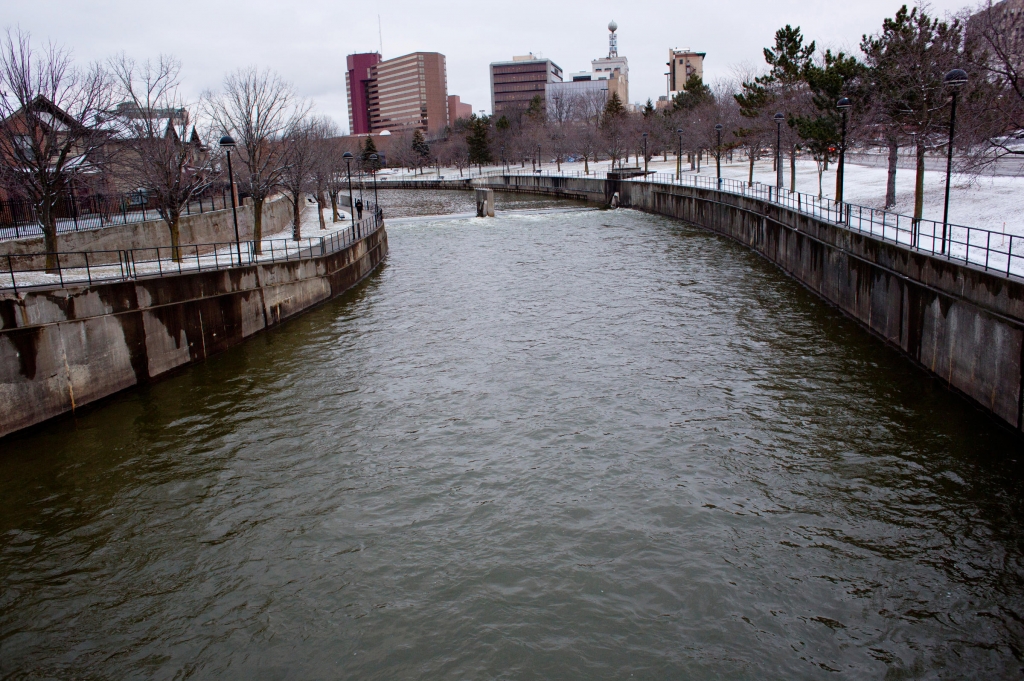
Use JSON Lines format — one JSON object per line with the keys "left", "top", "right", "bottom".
{"left": 346, "top": 53, "right": 382, "bottom": 135}
{"left": 448, "top": 95, "right": 473, "bottom": 124}
{"left": 369, "top": 52, "right": 449, "bottom": 138}
{"left": 490, "top": 54, "right": 563, "bottom": 116}
{"left": 546, "top": 71, "right": 625, "bottom": 113}
{"left": 668, "top": 48, "right": 706, "bottom": 93}
{"left": 591, "top": 21, "right": 629, "bottom": 106}
{"left": 348, "top": 52, "right": 449, "bottom": 139}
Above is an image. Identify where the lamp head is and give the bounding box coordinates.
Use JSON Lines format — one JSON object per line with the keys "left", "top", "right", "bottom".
{"left": 642, "top": 132, "right": 648, "bottom": 138}
{"left": 774, "top": 112, "right": 785, "bottom": 123}
{"left": 715, "top": 124, "right": 723, "bottom": 131}
{"left": 218, "top": 134, "right": 236, "bottom": 148}
{"left": 837, "top": 97, "right": 852, "bottom": 111}
{"left": 369, "top": 153, "right": 378, "bottom": 161}
{"left": 944, "top": 68, "right": 968, "bottom": 90}
{"left": 343, "top": 151, "right": 354, "bottom": 160}
{"left": 676, "top": 128, "right": 683, "bottom": 134}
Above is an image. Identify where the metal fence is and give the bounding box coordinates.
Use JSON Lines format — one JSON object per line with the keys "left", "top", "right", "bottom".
{"left": 494, "top": 168, "right": 1024, "bottom": 280}
{"left": 0, "top": 185, "right": 237, "bottom": 241}
{"left": 1, "top": 203, "right": 383, "bottom": 293}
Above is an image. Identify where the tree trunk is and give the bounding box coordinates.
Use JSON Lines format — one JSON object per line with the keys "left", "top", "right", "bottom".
{"left": 330, "top": 190, "right": 340, "bottom": 222}
{"left": 291, "top": 194, "right": 302, "bottom": 241}
{"left": 252, "top": 196, "right": 265, "bottom": 254}
{"left": 748, "top": 153, "right": 755, "bottom": 186}
{"left": 39, "top": 200, "right": 58, "bottom": 272}
{"left": 317, "top": 190, "right": 327, "bottom": 230}
{"left": 584, "top": 156, "right": 589, "bottom": 174}
{"left": 914, "top": 142, "right": 925, "bottom": 223}
{"left": 167, "top": 213, "right": 181, "bottom": 262}
{"left": 885, "top": 139, "right": 898, "bottom": 209}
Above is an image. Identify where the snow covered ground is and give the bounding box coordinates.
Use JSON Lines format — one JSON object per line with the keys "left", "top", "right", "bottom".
{"left": 382, "top": 154, "right": 1023, "bottom": 237}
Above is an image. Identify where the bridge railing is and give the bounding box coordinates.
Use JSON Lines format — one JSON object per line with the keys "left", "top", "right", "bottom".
{"left": 0, "top": 185, "right": 237, "bottom": 242}
{"left": 495, "top": 168, "right": 1024, "bottom": 280}
{"left": 0, "top": 204, "right": 383, "bottom": 294}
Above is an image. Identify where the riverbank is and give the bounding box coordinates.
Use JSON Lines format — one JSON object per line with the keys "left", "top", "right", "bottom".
{"left": 0, "top": 218, "right": 387, "bottom": 438}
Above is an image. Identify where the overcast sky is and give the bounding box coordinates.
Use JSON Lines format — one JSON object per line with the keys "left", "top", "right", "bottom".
{"left": 5, "top": 0, "right": 971, "bottom": 134}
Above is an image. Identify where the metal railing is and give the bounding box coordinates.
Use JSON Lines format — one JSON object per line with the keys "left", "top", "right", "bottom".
{"left": 495, "top": 168, "right": 1024, "bottom": 280}
{"left": 1, "top": 204, "right": 383, "bottom": 293}
{"left": 0, "top": 185, "right": 237, "bottom": 242}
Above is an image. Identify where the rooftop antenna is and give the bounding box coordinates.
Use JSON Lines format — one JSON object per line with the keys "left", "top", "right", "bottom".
{"left": 608, "top": 20, "right": 618, "bottom": 58}
{"left": 378, "top": 14, "right": 383, "bottom": 56}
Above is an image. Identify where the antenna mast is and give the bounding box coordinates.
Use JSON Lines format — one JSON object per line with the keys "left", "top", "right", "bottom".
{"left": 378, "top": 15, "right": 383, "bottom": 56}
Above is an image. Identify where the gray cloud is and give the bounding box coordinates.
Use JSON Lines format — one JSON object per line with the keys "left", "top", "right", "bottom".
{"left": 5, "top": 0, "right": 970, "bottom": 133}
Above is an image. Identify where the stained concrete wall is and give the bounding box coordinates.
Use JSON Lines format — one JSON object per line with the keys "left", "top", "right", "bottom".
{"left": 476, "top": 175, "right": 1024, "bottom": 432}
{"left": 0, "top": 225, "right": 388, "bottom": 438}
{"left": 0, "top": 196, "right": 294, "bottom": 267}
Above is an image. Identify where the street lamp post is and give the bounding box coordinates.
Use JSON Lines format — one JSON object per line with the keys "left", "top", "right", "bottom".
{"left": 219, "top": 135, "right": 243, "bottom": 263}
{"left": 501, "top": 145, "right": 506, "bottom": 173}
{"left": 836, "top": 97, "right": 852, "bottom": 206}
{"left": 941, "top": 68, "right": 968, "bottom": 255}
{"left": 642, "top": 132, "right": 649, "bottom": 174}
{"left": 774, "top": 112, "right": 785, "bottom": 190}
{"left": 715, "top": 124, "right": 723, "bottom": 187}
{"left": 368, "top": 153, "right": 380, "bottom": 221}
{"left": 537, "top": 145, "right": 542, "bottom": 171}
{"left": 342, "top": 151, "right": 356, "bottom": 237}
{"left": 676, "top": 128, "right": 683, "bottom": 178}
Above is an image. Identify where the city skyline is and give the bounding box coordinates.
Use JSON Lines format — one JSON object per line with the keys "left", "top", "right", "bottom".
{"left": 4, "top": 0, "right": 971, "bottom": 133}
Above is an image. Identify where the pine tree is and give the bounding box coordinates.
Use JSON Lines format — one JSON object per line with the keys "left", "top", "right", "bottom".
{"left": 603, "top": 92, "right": 626, "bottom": 121}
{"left": 672, "top": 73, "right": 713, "bottom": 111}
{"left": 411, "top": 128, "right": 431, "bottom": 172}
{"left": 466, "top": 115, "right": 492, "bottom": 167}
{"left": 361, "top": 135, "right": 379, "bottom": 170}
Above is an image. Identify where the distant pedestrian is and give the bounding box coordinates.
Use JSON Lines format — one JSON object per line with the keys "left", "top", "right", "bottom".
{"left": 355, "top": 198, "right": 363, "bottom": 220}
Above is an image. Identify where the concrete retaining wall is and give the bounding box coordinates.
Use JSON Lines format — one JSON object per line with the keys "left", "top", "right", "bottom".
{"left": 0, "top": 196, "right": 294, "bottom": 267}
{"left": 0, "top": 225, "right": 388, "bottom": 438}
{"left": 475, "top": 175, "right": 1024, "bottom": 432}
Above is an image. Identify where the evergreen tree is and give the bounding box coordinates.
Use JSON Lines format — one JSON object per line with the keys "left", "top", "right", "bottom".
{"left": 603, "top": 92, "right": 626, "bottom": 121}
{"left": 467, "top": 114, "right": 492, "bottom": 167}
{"left": 792, "top": 50, "right": 868, "bottom": 198}
{"left": 412, "top": 128, "right": 431, "bottom": 164}
{"left": 361, "top": 135, "right": 379, "bottom": 170}
{"left": 672, "top": 73, "right": 713, "bottom": 111}
{"left": 861, "top": 5, "right": 969, "bottom": 219}
{"left": 526, "top": 95, "right": 544, "bottom": 120}
{"left": 642, "top": 99, "right": 656, "bottom": 118}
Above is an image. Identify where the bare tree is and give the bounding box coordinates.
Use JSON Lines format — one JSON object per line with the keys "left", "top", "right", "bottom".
{"left": 278, "top": 116, "right": 319, "bottom": 241}
{"left": 109, "top": 54, "right": 214, "bottom": 260}
{"left": 0, "top": 29, "right": 114, "bottom": 269}
{"left": 967, "top": 0, "right": 1024, "bottom": 162}
{"left": 308, "top": 116, "right": 339, "bottom": 230}
{"left": 203, "top": 67, "right": 307, "bottom": 251}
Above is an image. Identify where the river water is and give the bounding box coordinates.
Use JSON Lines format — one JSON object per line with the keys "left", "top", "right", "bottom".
{"left": 2, "top": 190, "right": 1023, "bottom": 679}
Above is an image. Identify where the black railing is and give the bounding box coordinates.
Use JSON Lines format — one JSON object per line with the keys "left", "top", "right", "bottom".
{"left": 0, "top": 203, "right": 383, "bottom": 293}
{"left": 494, "top": 168, "right": 1024, "bottom": 280}
{"left": 0, "top": 185, "right": 236, "bottom": 241}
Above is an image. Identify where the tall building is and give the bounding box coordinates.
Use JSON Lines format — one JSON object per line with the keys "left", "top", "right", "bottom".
{"left": 591, "top": 22, "right": 629, "bottom": 106}
{"left": 448, "top": 95, "right": 473, "bottom": 124}
{"left": 546, "top": 71, "right": 624, "bottom": 114}
{"left": 353, "top": 52, "right": 448, "bottom": 139}
{"left": 346, "top": 53, "right": 382, "bottom": 135}
{"left": 490, "top": 54, "right": 563, "bottom": 116}
{"left": 668, "top": 49, "right": 706, "bottom": 93}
